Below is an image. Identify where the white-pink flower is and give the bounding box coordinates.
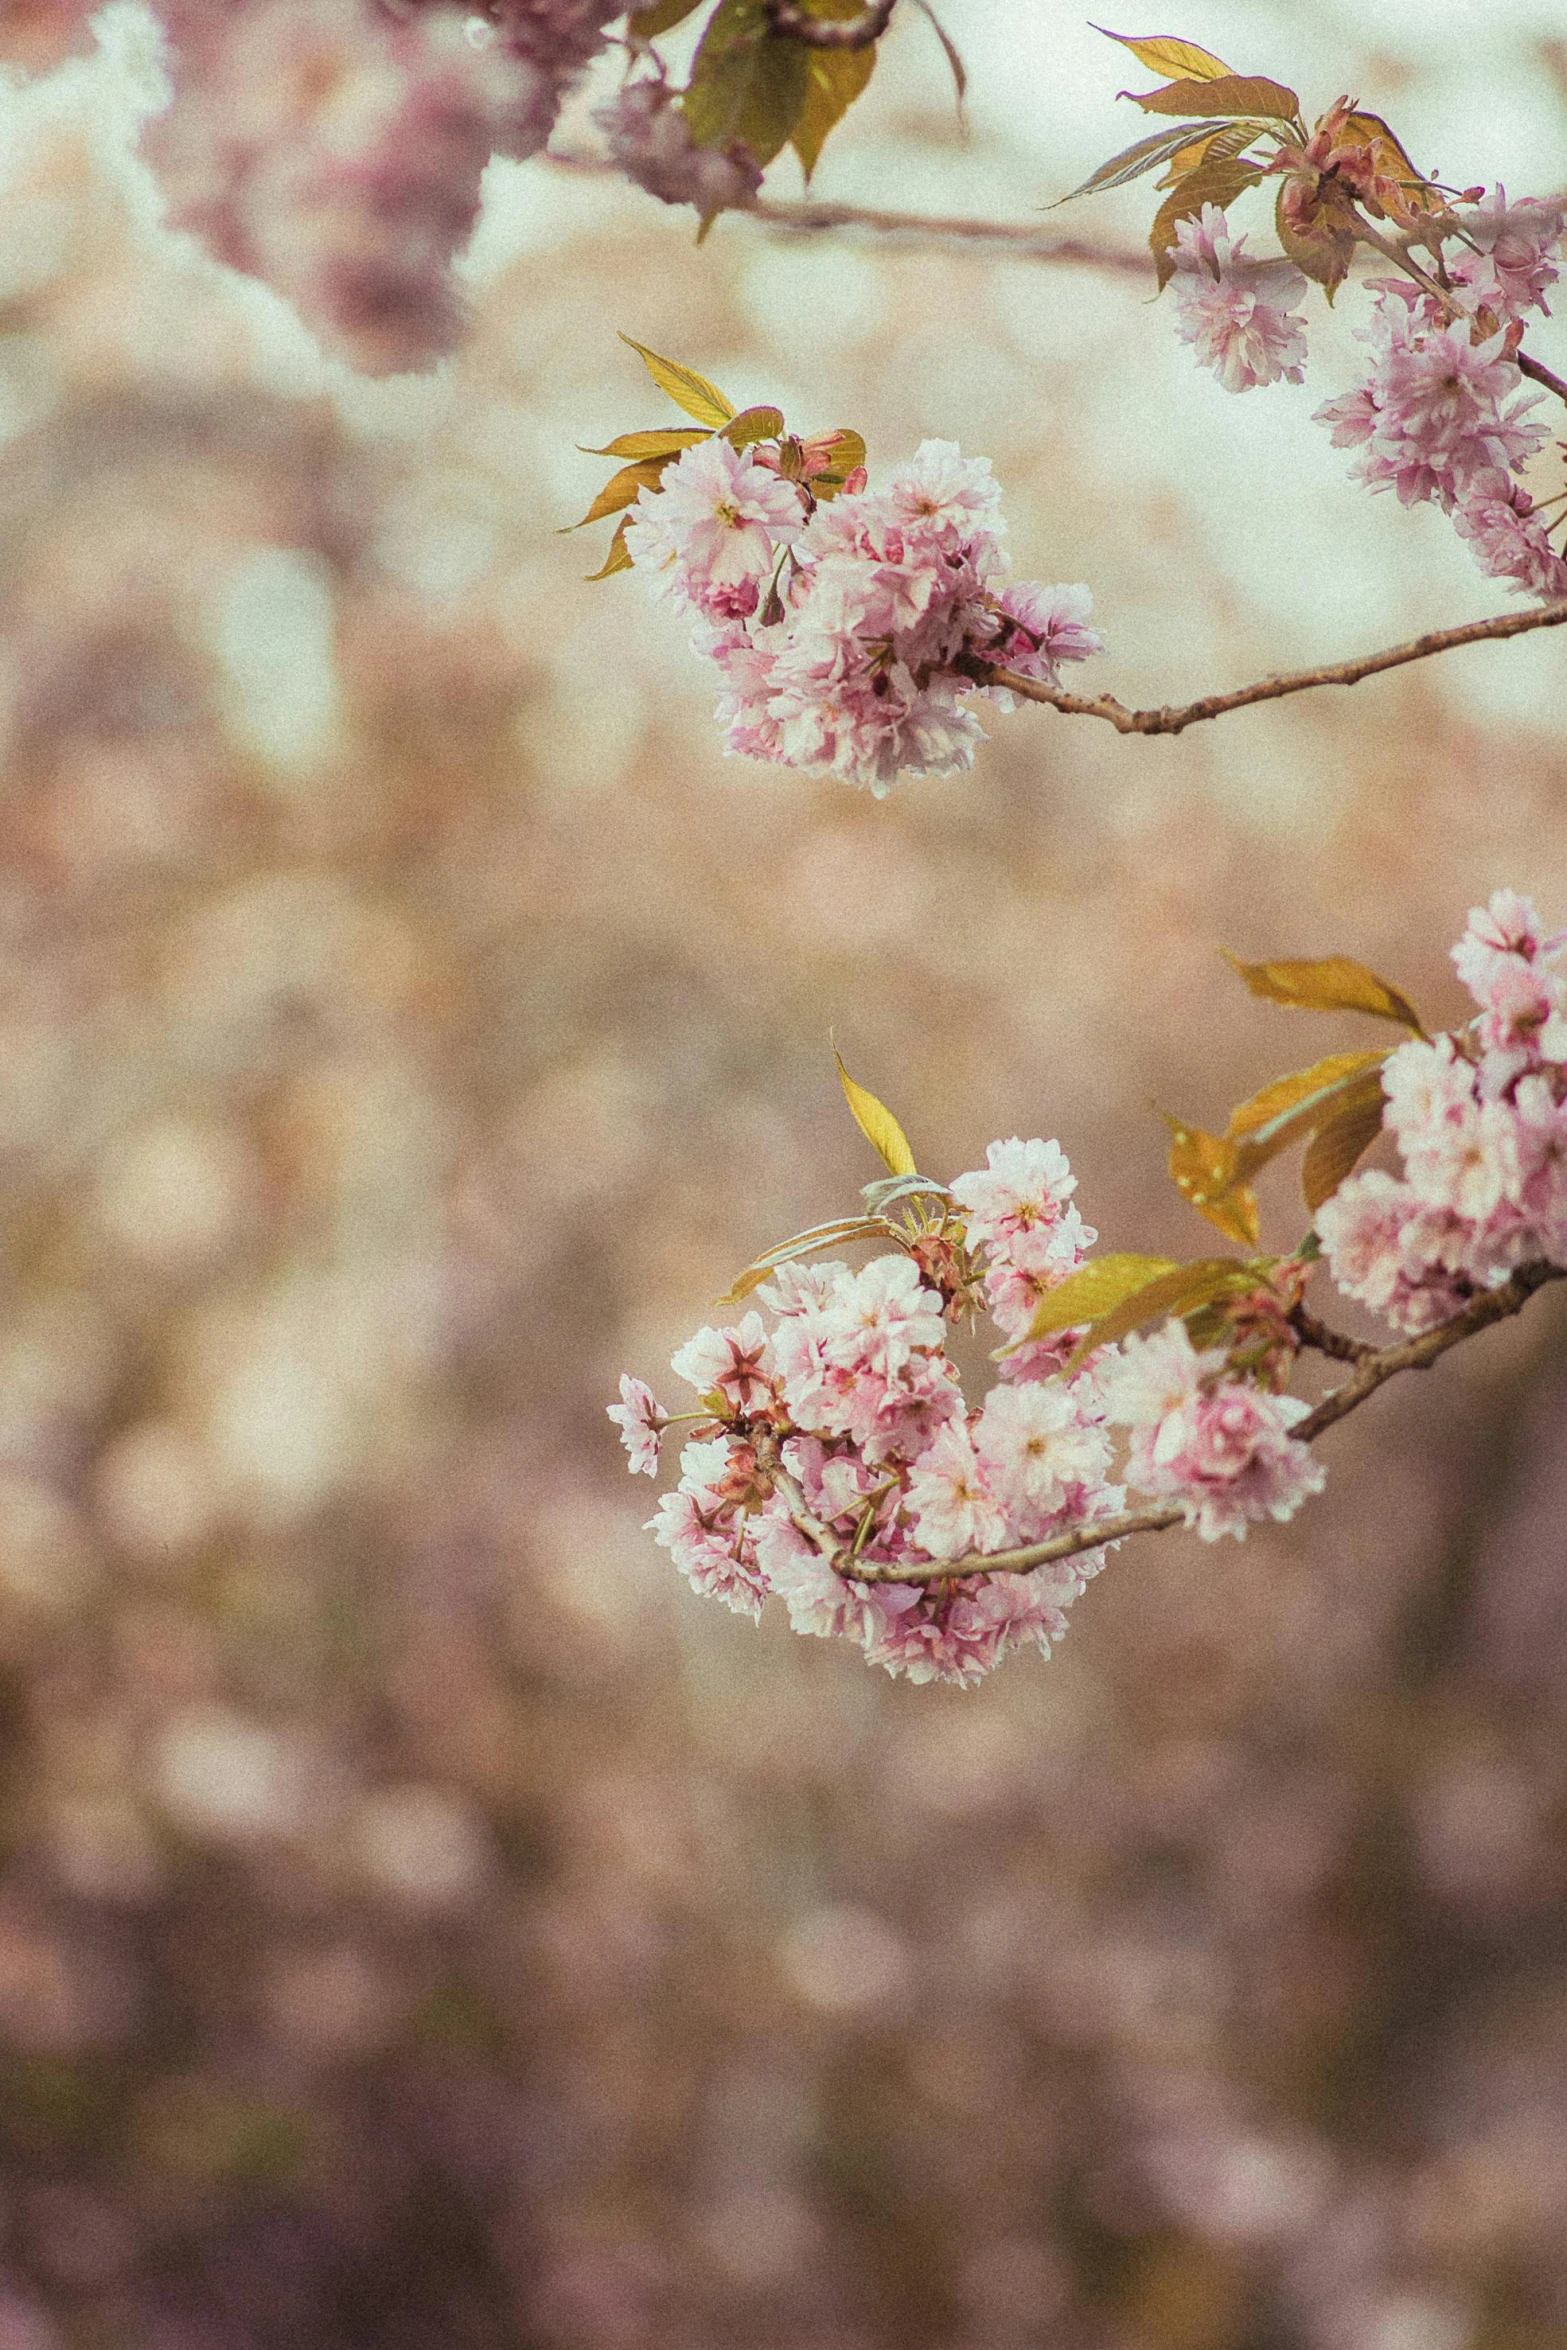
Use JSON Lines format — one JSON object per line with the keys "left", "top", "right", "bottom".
{"left": 1170, "top": 204, "right": 1309, "bottom": 393}
{"left": 669, "top": 1313, "right": 775, "bottom": 1413}
{"left": 1105, "top": 1323, "right": 1323, "bottom": 1541}
{"left": 951, "top": 1136, "right": 1078, "bottom": 1255}
{"left": 904, "top": 1421, "right": 1008, "bottom": 1561}
{"left": 627, "top": 437, "right": 804, "bottom": 621}
{"left": 974, "top": 1379, "right": 1112, "bottom": 1539}
{"left": 607, "top": 1373, "right": 666, "bottom": 1475}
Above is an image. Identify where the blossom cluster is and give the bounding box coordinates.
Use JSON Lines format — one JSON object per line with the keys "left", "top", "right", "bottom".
{"left": 614, "top": 1138, "right": 1324, "bottom": 1685}
{"left": 595, "top": 74, "right": 764, "bottom": 218}
{"left": 1320, "top": 889, "right": 1567, "bottom": 1330}
{"left": 1170, "top": 189, "right": 1567, "bottom": 602}
{"left": 8, "top": 0, "right": 625, "bottom": 371}
{"left": 625, "top": 436, "right": 1103, "bottom": 792}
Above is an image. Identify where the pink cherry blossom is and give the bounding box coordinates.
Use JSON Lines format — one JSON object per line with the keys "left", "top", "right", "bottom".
{"left": 607, "top": 1374, "right": 666, "bottom": 1475}
{"left": 668, "top": 1314, "right": 776, "bottom": 1413}
{"left": 1448, "top": 188, "right": 1565, "bottom": 322}
{"left": 974, "top": 1379, "right": 1114, "bottom": 1541}
{"left": 627, "top": 440, "right": 805, "bottom": 623}
{"left": 1104, "top": 1323, "right": 1323, "bottom": 1541}
{"left": 904, "top": 1422, "right": 1008, "bottom": 1561}
{"left": 951, "top": 1136, "right": 1079, "bottom": 1254}
{"left": 1170, "top": 204, "right": 1309, "bottom": 393}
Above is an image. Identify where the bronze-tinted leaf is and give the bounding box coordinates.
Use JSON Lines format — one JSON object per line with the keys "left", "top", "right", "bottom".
{"left": 1154, "top": 116, "right": 1256, "bottom": 188}
{"left": 584, "top": 514, "right": 635, "bottom": 580}
{"left": 720, "top": 405, "right": 787, "bottom": 449}
{"left": 834, "top": 1049, "right": 916, "bottom": 1178}
{"left": 1221, "top": 951, "right": 1426, "bottom": 1034}
{"left": 681, "top": 0, "right": 810, "bottom": 169}
{"left": 1225, "top": 1050, "right": 1390, "bottom": 1144}
{"left": 791, "top": 27, "right": 877, "bottom": 180}
{"left": 1097, "top": 30, "right": 1235, "bottom": 81}
{"left": 628, "top": 0, "right": 706, "bottom": 37}
{"left": 807, "top": 428, "right": 867, "bottom": 496}
{"left": 1300, "top": 1072, "right": 1389, "bottom": 1212}
{"left": 1065, "top": 1255, "right": 1260, "bottom": 1367}
{"left": 1129, "top": 71, "right": 1299, "bottom": 119}
{"left": 716, "top": 1215, "right": 895, "bottom": 1304}
{"left": 578, "top": 428, "right": 713, "bottom": 459}
{"left": 1057, "top": 117, "right": 1229, "bottom": 203}
{"left": 565, "top": 459, "right": 665, "bottom": 532}
{"left": 618, "top": 332, "right": 737, "bottom": 427}
{"left": 1150, "top": 153, "right": 1264, "bottom": 285}
{"left": 1166, "top": 1116, "right": 1260, "bottom": 1246}
{"left": 1013, "top": 1252, "right": 1179, "bottom": 1347}
{"left": 912, "top": 0, "right": 966, "bottom": 105}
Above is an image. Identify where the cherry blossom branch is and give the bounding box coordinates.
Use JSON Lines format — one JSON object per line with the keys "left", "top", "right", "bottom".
{"left": 778, "top": 1263, "right": 1566, "bottom": 1586}
{"left": 1287, "top": 1304, "right": 1374, "bottom": 1364}
{"left": 988, "top": 601, "right": 1567, "bottom": 737}
{"left": 764, "top": 0, "right": 896, "bottom": 45}
{"left": 746, "top": 197, "right": 1150, "bottom": 275}
{"left": 1349, "top": 216, "right": 1567, "bottom": 412}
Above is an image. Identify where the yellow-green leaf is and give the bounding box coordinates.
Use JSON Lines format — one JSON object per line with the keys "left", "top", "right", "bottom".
{"left": 1300, "top": 1072, "right": 1389, "bottom": 1212}
{"left": 791, "top": 22, "right": 877, "bottom": 180}
{"left": 835, "top": 1050, "right": 916, "bottom": 1178}
{"left": 716, "top": 1215, "right": 894, "bottom": 1304}
{"left": 1056, "top": 117, "right": 1230, "bottom": 203}
{"left": 720, "top": 405, "right": 787, "bottom": 449}
{"left": 806, "top": 428, "right": 866, "bottom": 496}
{"left": 1165, "top": 1116, "right": 1260, "bottom": 1246}
{"left": 563, "top": 458, "right": 666, "bottom": 532}
{"left": 618, "top": 332, "right": 737, "bottom": 427}
{"left": 1225, "top": 1050, "right": 1390, "bottom": 1143}
{"left": 1097, "top": 30, "right": 1235, "bottom": 81}
{"left": 628, "top": 0, "right": 705, "bottom": 36}
{"left": 1065, "top": 1256, "right": 1259, "bottom": 1367}
{"left": 681, "top": 0, "right": 810, "bottom": 169}
{"left": 1222, "top": 951, "right": 1426, "bottom": 1034}
{"left": 1154, "top": 116, "right": 1257, "bottom": 189}
{"left": 585, "top": 514, "right": 635, "bottom": 581}
{"left": 1013, "top": 1252, "right": 1179, "bottom": 1346}
{"left": 578, "top": 429, "right": 713, "bottom": 460}
{"left": 1151, "top": 153, "right": 1264, "bottom": 285}
{"left": 1129, "top": 71, "right": 1299, "bottom": 119}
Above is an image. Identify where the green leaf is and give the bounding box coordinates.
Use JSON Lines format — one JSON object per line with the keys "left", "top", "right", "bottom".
{"left": 564, "top": 458, "right": 666, "bottom": 532}
{"left": 1165, "top": 1116, "right": 1260, "bottom": 1246}
{"left": 681, "top": 0, "right": 810, "bottom": 170}
{"left": 716, "top": 1215, "right": 895, "bottom": 1304}
{"left": 720, "top": 404, "right": 787, "bottom": 449}
{"left": 578, "top": 429, "right": 713, "bottom": 459}
{"left": 1128, "top": 71, "right": 1299, "bottom": 120}
{"left": 1095, "top": 29, "right": 1235, "bottom": 81}
{"left": 618, "top": 332, "right": 737, "bottom": 427}
{"left": 1065, "top": 1256, "right": 1259, "bottom": 1368}
{"left": 1150, "top": 153, "right": 1264, "bottom": 285}
{"left": 1222, "top": 951, "right": 1427, "bottom": 1034}
{"left": 1056, "top": 117, "right": 1232, "bottom": 203}
{"left": 791, "top": 38, "right": 877, "bottom": 180}
{"left": 585, "top": 514, "right": 635, "bottom": 581}
{"left": 628, "top": 0, "right": 706, "bottom": 36}
{"left": 1300, "top": 1072, "right": 1388, "bottom": 1212}
{"left": 835, "top": 1049, "right": 916, "bottom": 1177}
{"left": 1012, "top": 1252, "right": 1179, "bottom": 1346}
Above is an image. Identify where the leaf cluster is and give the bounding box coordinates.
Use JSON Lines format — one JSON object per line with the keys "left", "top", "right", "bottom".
{"left": 566, "top": 336, "right": 864, "bottom": 577}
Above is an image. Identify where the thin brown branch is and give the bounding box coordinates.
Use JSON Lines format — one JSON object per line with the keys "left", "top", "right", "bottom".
{"left": 1287, "top": 1303, "right": 1374, "bottom": 1364}
{"left": 1519, "top": 349, "right": 1567, "bottom": 408}
{"left": 748, "top": 196, "right": 1151, "bottom": 275}
{"left": 989, "top": 601, "right": 1567, "bottom": 737}
{"left": 775, "top": 1263, "right": 1566, "bottom": 1588}
{"left": 1292, "top": 1260, "right": 1566, "bottom": 1443}
{"left": 764, "top": 0, "right": 895, "bottom": 45}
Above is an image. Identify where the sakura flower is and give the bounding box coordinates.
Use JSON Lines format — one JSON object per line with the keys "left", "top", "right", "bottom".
{"left": 669, "top": 1314, "right": 776, "bottom": 1414}
{"left": 982, "top": 582, "right": 1106, "bottom": 704}
{"left": 882, "top": 440, "right": 1005, "bottom": 555}
{"left": 1448, "top": 188, "right": 1565, "bottom": 322}
{"left": 627, "top": 438, "right": 804, "bottom": 622}
{"left": 819, "top": 1255, "right": 947, "bottom": 1382}
{"left": 861, "top": 1570, "right": 1074, "bottom": 1688}
{"left": 607, "top": 1373, "right": 666, "bottom": 1475}
{"left": 1451, "top": 474, "right": 1567, "bottom": 602}
{"left": 974, "top": 1379, "right": 1113, "bottom": 1539}
{"left": 1316, "top": 1170, "right": 1471, "bottom": 1335}
{"left": 1100, "top": 1320, "right": 1221, "bottom": 1432}
{"left": 904, "top": 1422, "right": 1008, "bottom": 1561}
{"left": 1170, "top": 204, "right": 1309, "bottom": 393}
{"left": 596, "top": 75, "right": 761, "bottom": 217}
{"left": 951, "top": 1136, "right": 1079, "bottom": 1255}
{"left": 647, "top": 1487, "right": 770, "bottom": 1620}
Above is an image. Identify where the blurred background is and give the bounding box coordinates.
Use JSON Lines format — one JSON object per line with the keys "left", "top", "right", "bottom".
{"left": 0, "top": 1, "right": 1565, "bottom": 2343}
